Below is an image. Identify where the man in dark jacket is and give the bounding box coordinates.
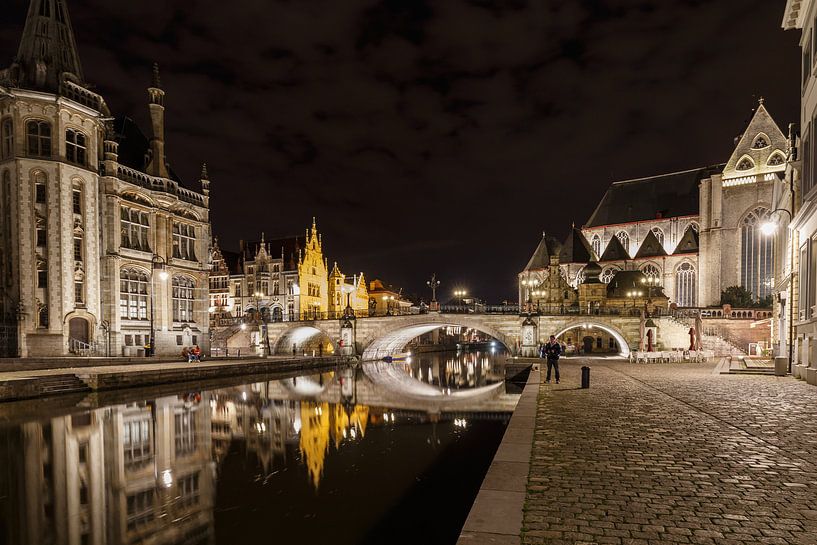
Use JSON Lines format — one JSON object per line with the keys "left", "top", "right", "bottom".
{"left": 544, "top": 335, "right": 562, "bottom": 384}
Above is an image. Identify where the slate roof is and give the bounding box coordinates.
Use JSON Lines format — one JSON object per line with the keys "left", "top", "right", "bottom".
{"left": 634, "top": 230, "right": 667, "bottom": 258}
{"left": 674, "top": 226, "right": 699, "bottom": 254}
{"left": 585, "top": 166, "right": 723, "bottom": 228}
{"left": 600, "top": 235, "right": 630, "bottom": 261}
{"left": 112, "top": 116, "right": 187, "bottom": 186}
{"left": 523, "top": 233, "right": 562, "bottom": 271}
{"left": 559, "top": 227, "right": 595, "bottom": 264}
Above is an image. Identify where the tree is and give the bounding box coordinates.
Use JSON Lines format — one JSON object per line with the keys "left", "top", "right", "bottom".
{"left": 719, "top": 286, "right": 754, "bottom": 308}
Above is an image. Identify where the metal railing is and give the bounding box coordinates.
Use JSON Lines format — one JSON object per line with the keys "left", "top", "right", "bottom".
{"left": 69, "top": 337, "right": 103, "bottom": 356}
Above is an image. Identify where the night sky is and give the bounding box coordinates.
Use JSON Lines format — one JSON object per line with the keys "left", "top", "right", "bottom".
{"left": 0, "top": 0, "right": 802, "bottom": 303}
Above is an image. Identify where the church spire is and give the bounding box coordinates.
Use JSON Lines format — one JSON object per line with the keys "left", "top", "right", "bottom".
{"left": 13, "top": 0, "right": 85, "bottom": 92}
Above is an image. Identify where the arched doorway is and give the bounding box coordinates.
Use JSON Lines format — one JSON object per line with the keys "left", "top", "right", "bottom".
{"left": 69, "top": 317, "right": 89, "bottom": 344}
{"left": 271, "top": 306, "right": 283, "bottom": 322}
{"left": 582, "top": 336, "right": 594, "bottom": 353}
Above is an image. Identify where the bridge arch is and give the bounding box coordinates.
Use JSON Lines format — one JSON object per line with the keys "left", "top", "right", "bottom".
{"left": 272, "top": 324, "right": 338, "bottom": 356}
{"left": 359, "top": 315, "right": 513, "bottom": 360}
{"left": 553, "top": 320, "right": 631, "bottom": 357}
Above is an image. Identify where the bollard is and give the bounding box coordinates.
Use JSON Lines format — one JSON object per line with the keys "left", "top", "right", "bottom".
{"left": 581, "top": 366, "right": 590, "bottom": 389}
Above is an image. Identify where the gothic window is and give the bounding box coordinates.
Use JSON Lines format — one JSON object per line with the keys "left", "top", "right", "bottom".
{"left": 172, "top": 223, "right": 197, "bottom": 261}
{"left": 120, "top": 207, "right": 150, "bottom": 251}
{"left": 1, "top": 118, "right": 12, "bottom": 159}
{"left": 591, "top": 234, "right": 601, "bottom": 257}
{"left": 751, "top": 134, "right": 769, "bottom": 149}
{"left": 37, "top": 259, "right": 47, "bottom": 288}
{"left": 767, "top": 152, "right": 785, "bottom": 166}
{"left": 72, "top": 188, "right": 82, "bottom": 215}
{"left": 575, "top": 267, "right": 586, "bottom": 285}
{"left": 740, "top": 207, "right": 774, "bottom": 302}
{"left": 74, "top": 279, "right": 84, "bottom": 304}
{"left": 273, "top": 280, "right": 279, "bottom": 294}
{"left": 73, "top": 235, "right": 83, "bottom": 262}
{"left": 736, "top": 157, "right": 754, "bottom": 171}
{"left": 36, "top": 220, "right": 46, "bottom": 247}
{"left": 120, "top": 269, "right": 148, "bottom": 320}
{"left": 650, "top": 227, "right": 664, "bottom": 246}
{"left": 615, "top": 231, "right": 629, "bottom": 252}
{"left": 172, "top": 276, "right": 195, "bottom": 322}
{"left": 26, "top": 120, "right": 51, "bottom": 158}
{"left": 38, "top": 305, "right": 48, "bottom": 328}
{"left": 674, "top": 262, "right": 697, "bottom": 307}
{"left": 34, "top": 173, "right": 46, "bottom": 204}
{"left": 600, "top": 267, "right": 618, "bottom": 284}
{"left": 641, "top": 264, "right": 660, "bottom": 280}
{"left": 65, "top": 129, "right": 87, "bottom": 166}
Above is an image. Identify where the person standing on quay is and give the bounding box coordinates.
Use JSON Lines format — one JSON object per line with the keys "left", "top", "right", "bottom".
{"left": 544, "top": 335, "right": 561, "bottom": 384}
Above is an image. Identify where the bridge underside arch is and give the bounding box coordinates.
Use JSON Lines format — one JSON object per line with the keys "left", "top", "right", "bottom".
{"left": 273, "top": 326, "right": 336, "bottom": 356}
{"left": 553, "top": 321, "right": 631, "bottom": 357}
{"left": 361, "top": 322, "right": 510, "bottom": 360}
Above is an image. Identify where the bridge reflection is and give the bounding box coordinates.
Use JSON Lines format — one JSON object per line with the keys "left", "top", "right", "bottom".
{"left": 0, "top": 357, "right": 517, "bottom": 545}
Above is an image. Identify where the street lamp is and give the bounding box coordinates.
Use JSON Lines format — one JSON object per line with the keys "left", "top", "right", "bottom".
{"left": 640, "top": 276, "right": 661, "bottom": 312}
{"left": 626, "top": 290, "right": 643, "bottom": 308}
{"left": 383, "top": 295, "right": 395, "bottom": 316}
{"left": 427, "top": 274, "right": 440, "bottom": 311}
{"left": 149, "top": 255, "right": 168, "bottom": 357}
{"left": 453, "top": 289, "right": 467, "bottom": 306}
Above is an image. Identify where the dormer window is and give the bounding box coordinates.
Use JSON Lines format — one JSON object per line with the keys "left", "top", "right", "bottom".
{"left": 736, "top": 157, "right": 754, "bottom": 171}
{"left": 751, "top": 134, "right": 769, "bottom": 149}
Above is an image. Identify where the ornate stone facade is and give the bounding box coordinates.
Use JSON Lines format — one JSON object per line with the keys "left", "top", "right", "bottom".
{"left": 0, "top": 0, "right": 211, "bottom": 356}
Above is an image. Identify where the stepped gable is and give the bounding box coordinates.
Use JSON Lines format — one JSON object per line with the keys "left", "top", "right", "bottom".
{"left": 674, "top": 226, "right": 699, "bottom": 254}
{"left": 600, "top": 235, "right": 630, "bottom": 261}
{"left": 634, "top": 229, "right": 667, "bottom": 258}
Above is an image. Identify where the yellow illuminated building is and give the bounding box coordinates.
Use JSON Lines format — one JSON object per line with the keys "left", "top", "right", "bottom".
{"left": 328, "top": 263, "right": 370, "bottom": 316}
{"left": 298, "top": 219, "right": 329, "bottom": 318}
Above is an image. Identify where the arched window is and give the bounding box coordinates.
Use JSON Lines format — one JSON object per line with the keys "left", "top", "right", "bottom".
{"left": 120, "top": 207, "right": 150, "bottom": 251}
{"left": 641, "top": 264, "right": 660, "bottom": 280}
{"left": 767, "top": 152, "right": 785, "bottom": 166}
{"left": 37, "top": 305, "right": 48, "bottom": 329}
{"left": 65, "top": 129, "right": 87, "bottom": 166}
{"left": 26, "top": 120, "right": 51, "bottom": 158}
{"left": 34, "top": 172, "right": 46, "bottom": 204}
{"left": 1, "top": 118, "right": 13, "bottom": 159}
{"left": 172, "top": 222, "right": 197, "bottom": 261}
{"left": 120, "top": 269, "right": 148, "bottom": 320}
{"left": 173, "top": 276, "right": 195, "bottom": 322}
{"left": 675, "top": 262, "right": 696, "bottom": 307}
{"left": 591, "top": 234, "right": 601, "bottom": 258}
{"left": 736, "top": 157, "right": 754, "bottom": 171}
{"left": 36, "top": 258, "right": 47, "bottom": 288}
{"left": 740, "top": 207, "right": 774, "bottom": 302}
{"left": 616, "top": 231, "right": 630, "bottom": 254}
{"left": 752, "top": 134, "right": 769, "bottom": 149}
{"left": 600, "top": 267, "right": 618, "bottom": 284}
{"left": 650, "top": 227, "right": 664, "bottom": 246}
{"left": 575, "top": 267, "right": 586, "bottom": 286}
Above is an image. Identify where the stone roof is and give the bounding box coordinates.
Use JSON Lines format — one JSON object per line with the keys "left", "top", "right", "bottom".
{"left": 600, "top": 235, "right": 630, "bottom": 261}
{"left": 674, "top": 226, "right": 699, "bottom": 254}
{"left": 634, "top": 230, "right": 667, "bottom": 258}
{"left": 586, "top": 166, "right": 722, "bottom": 228}
{"left": 559, "top": 227, "right": 595, "bottom": 264}
{"left": 523, "top": 233, "right": 562, "bottom": 271}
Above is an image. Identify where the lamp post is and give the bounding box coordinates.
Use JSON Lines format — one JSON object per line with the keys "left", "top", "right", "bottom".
{"left": 453, "top": 289, "right": 467, "bottom": 309}
{"left": 626, "top": 290, "right": 643, "bottom": 309}
{"left": 383, "top": 295, "right": 395, "bottom": 316}
{"left": 640, "top": 276, "right": 660, "bottom": 313}
{"left": 761, "top": 206, "right": 795, "bottom": 373}
{"left": 427, "top": 274, "right": 440, "bottom": 312}
{"left": 149, "top": 255, "right": 168, "bottom": 357}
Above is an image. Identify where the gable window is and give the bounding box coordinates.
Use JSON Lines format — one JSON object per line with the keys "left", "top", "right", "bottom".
{"left": 172, "top": 223, "right": 196, "bottom": 261}
{"left": 615, "top": 231, "right": 630, "bottom": 253}
{"left": 120, "top": 207, "right": 150, "bottom": 251}
{"left": 1, "top": 118, "right": 12, "bottom": 159}
{"left": 736, "top": 157, "right": 754, "bottom": 171}
{"left": 172, "top": 276, "right": 195, "bottom": 322}
{"left": 591, "top": 234, "right": 601, "bottom": 257}
{"left": 120, "top": 269, "right": 148, "bottom": 320}
{"left": 26, "top": 120, "right": 51, "bottom": 158}
{"left": 65, "top": 129, "right": 87, "bottom": 166}
{"left": 767, "top": 152, "right": 785, "bottom": 166}
{"left": 600, "top": 267, "right": 617, "bottom": 284}
{"left": 751, "top": 134, "right": 769, "bottom": 149}
{"left": 650, "top": 227, "right": 664, "bottom": 246}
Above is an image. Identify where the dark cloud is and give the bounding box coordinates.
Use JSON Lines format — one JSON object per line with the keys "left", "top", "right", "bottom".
{"left": 0, "top": 0, "right": 801, "bottom": 302}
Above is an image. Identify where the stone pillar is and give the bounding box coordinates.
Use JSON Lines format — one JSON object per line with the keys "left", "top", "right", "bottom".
{"left": 520, "top": 315, "right": 538, "bottom": 358}
{"left": 340, "top": 318, "right": 355, "bottom": 356}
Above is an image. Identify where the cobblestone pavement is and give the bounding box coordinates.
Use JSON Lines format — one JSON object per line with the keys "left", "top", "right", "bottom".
{"left": 522, "top": 359, "right": 817, "bottom": 545}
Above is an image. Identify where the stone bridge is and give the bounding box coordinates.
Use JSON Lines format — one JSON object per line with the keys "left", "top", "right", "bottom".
{"left": 260, "top": 313, "right": 648, "bottom": 359}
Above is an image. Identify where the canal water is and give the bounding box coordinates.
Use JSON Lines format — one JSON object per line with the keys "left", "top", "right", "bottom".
{"left": 0, "top": 349, "right": 517, "bottom": 545}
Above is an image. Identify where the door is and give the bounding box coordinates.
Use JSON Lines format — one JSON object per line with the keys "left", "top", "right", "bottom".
{"left": 69, "top": 317, "right": 89, "bottom": 344}
{"left": 582, "top": 336, "right": 593, "bottom": 353}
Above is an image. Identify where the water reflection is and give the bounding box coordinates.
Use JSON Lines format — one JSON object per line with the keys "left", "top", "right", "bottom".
{"left": 0, "top": 351, "right": 514, "bottom": 545}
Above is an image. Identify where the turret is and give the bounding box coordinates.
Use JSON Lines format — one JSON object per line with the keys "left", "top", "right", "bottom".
{"left": 145, "top": 63, "right": 169, "bottom": 178}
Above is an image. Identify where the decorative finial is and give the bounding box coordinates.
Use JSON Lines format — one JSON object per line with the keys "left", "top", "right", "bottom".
{"left": 758, "top": 96, "right": 765, "bottom": 105}
{"left": 152, "top": 62, "right": 162, "bottom": 89}
{"left": 261, "top": 231, "right": 265, "bottom": 243}
{"left": 571, "top": 220, "right": 575, "bottom": 229}
{"left": 200, "top": 163, "right": 209, "bottom": 180}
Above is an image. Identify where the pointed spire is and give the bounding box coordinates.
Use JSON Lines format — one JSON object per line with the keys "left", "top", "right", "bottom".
{"left": 199, "top": 163, "right": 210, "bottom": 196}
{"left": 151, "top": 62, "right": 162, "bottom": 89}
{"left": 200, "top": 163, "right": 209, "bottom": 180}
{"left": 14, "top": 0, "right": 85, "bottom": 92}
